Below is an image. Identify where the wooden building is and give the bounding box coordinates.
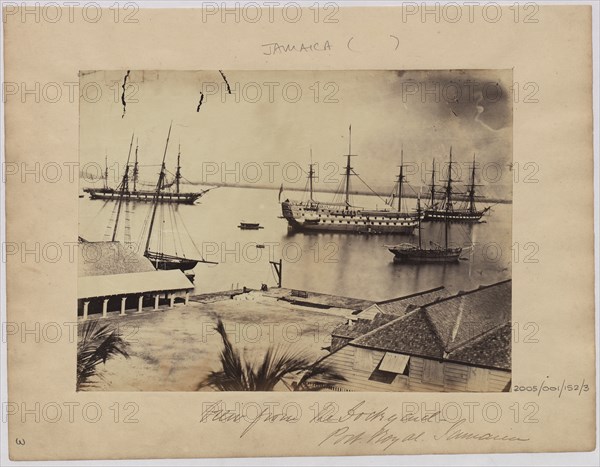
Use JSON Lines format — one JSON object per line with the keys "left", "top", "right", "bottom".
{"left": 318, "top": 280, "right": 511, "bottom": 392}
{"left": 77, "top": 240, "right": 194, "bottom": 319}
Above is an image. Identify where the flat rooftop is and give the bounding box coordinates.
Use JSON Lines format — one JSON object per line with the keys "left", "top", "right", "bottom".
{"left": 81, "top": 290, "right": 353, "bottom": 391}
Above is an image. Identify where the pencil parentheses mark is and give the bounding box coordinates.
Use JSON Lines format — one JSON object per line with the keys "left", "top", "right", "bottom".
{"left": 16, "top": 438, "right": 25, "bottom": 446}
{"left": 390, "top": 35, "right": 399, "bottom": 51}
{"left": 347, "top": 36, "right": 355, "bottom": 52}
{"left": 196, "top": 91, "right": 204, "bottom": 112}
{"left": 121, "top": 70, "right": 131, "bottom": 118}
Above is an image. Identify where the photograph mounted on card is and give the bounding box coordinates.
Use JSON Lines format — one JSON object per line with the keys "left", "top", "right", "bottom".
{"left": 3, "top": 4, "right": 595, "bottom": 461}
{"left": 76, "top": 69, "right": 513, "bottom": 394}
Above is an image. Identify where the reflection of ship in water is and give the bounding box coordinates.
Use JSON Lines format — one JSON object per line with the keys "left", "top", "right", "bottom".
{"left": 281, "top": 126, "right": 421, "bottom": 234}
{"left": 387, "top": 197, "right": 464, "bottom": 264}
{"left": 106, "top": 123, "right": 217, "bottom": 279}
{"left": 83, "top": 135, "right": 212, "bottom": 204}
{"left": 423, "top": 149, "right": 490, "bottom": 223}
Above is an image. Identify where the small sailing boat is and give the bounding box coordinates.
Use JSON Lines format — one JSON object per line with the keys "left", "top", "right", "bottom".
{"left": 281, "top": 127, "right": 420, "bottom": 234}
{"left": 387, "top": 196, "right": 463, "bottom": 263}
{"left": 84, "top": 137, "right": 212, "bottom": 204}
{"left": 423, "top": 149, "right": 490, "bottom": 222}
{"left": 142, "top": 123, "right": 218, "bottom": 272}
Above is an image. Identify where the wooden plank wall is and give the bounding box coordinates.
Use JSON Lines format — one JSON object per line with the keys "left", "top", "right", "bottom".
{"left": 324, "top": 345, "right": 510, "bottom": 393}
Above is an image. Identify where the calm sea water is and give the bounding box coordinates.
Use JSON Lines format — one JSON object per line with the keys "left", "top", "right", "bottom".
{"left": 79, "top": 186, "right": 511, "bottom": 301}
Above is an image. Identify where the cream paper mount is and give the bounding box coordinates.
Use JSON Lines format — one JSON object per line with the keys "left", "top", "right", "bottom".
{"left": 2, "top": 3, "right": 596, "bottom": 461}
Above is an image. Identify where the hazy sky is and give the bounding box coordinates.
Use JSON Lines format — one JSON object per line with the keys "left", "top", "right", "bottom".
{"left": 80, "top": 70, "right": 512, "bottom": 199}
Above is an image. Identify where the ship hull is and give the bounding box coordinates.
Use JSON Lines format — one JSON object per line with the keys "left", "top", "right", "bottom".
{"left": 83, "top": 187, "right": 112, "bottom": 194}
{"left": 239, "top": 223, "right": 263, "bottom": 230}
{"left": 86, "top": 189, "right": 202, "bottom": 204}
{"left": 388, "top": 246, "right": 462, "bottom": 263}
{"left": 282, "top": 201, "right": 418, "bottom": 234}
{"left": 144, "top": 251, "right": 198, "bottom": 271}
{"left": 423, "top": 209, "right": 485, "bottom": 223}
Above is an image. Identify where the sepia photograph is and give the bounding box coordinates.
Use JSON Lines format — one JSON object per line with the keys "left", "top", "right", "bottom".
{"left": 3, "top": 2, "right": 596, "bottom": 463}
{"left": 77, "top": 69, "right": 513, "bottom": 393}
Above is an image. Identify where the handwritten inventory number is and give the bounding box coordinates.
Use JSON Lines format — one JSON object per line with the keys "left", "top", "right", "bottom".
{"left": 514, "top": 378, "right": 589, "bottom": 397}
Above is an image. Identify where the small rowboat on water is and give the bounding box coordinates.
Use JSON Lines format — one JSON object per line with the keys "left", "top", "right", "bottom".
{"left": 238, "top": 222, "right": 264, "bottom": 230}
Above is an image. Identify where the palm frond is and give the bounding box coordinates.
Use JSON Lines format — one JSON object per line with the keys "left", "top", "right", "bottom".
{"left": 77, "top": 320, "right": 130, "bottom": 390}
{"left": 198, "top": 317, "right": 346, "bottom": 392}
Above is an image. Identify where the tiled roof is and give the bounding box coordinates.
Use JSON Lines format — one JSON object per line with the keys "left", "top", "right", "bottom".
{"left": 448, "top": 323, "right": 512, "bottom": 370}
{"left": 425, "top": 280, "right": 511, "bottom": 352}
{"left": 79, "top": 241, "right": 156, "bottom": 277}
{"left": 335, "top": 286, "right": 453, "bottom": 341}
{"left": 376, "top": 286, "right": 451, "bottom": 315}
{"left": 353, "top": 309, "right": 446, "bottom": 358}
{"left": 349, "top": 280, "right": 512, "bottom": 369}
{"left": 332, "top": 313, "right": 397, "bottom": 339}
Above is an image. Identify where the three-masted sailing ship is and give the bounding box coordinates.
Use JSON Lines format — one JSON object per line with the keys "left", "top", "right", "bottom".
{"left": 423, "top": 149, "right": 490, "bottom": 222}
{"left": 84, "top": 136, "right": 211, "bottom": 204}
{"left": 387, "top": 196, "right": 463, "bottom": 263}
{"left": 281, "top": 127, "right": 420, "bottom": 234}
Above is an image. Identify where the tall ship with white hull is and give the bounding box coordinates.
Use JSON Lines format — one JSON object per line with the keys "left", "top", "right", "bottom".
{"left": 423, "top": 149, "right": 490, "bottom": 222}
{"left": 281, "top": 127, "right": 420, "bottom": 235}
{"left": 84, "top": 135, "right": 211, "bottom": 204}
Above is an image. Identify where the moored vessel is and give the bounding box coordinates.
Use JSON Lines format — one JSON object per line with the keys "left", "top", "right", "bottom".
{"left": 84, "top": 136, "right": 211, "bottom": 204}
{"left": 423, "top": 150, "right": 490, "bottom": 222}
{"left": 281, "top": 127, "right": 420, "bottom": 235}
{"left": 238, "top": 222, "right": 264, "bottom": 230}
{"left": 142, "top": 123, "right": 218, "bottom": 272}
{"left": 387, "top": 197, "right": 463, "bottom": 263}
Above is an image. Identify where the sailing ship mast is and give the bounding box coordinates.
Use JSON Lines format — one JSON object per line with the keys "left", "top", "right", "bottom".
{"left": 444, "top": 192, "right": 450, "bottom": 250}
{"left": 396, "top": 148, "right": 405, "bottom": 212}
{"left": 444, "top": 149, "right": 453, "bottom": 250}
{"left": 132, "top": 138, "right": 139, "bottom": 192}
{"left": 103, "top": 154, "right": 108, "bottom": 190}
{"left": 144, "top": 123, "right": 171, "bottom": 256}
{"left": 417, "top": 195, "right": 422, "bottom": 249}
{"left": 111, "top": 133, "right": 135, "bottom": 241}
{"left": 467, "top": 154, "right": 477, "bottom": 213}
{"left": 308, "top": 148, "right": 315, "bottom": 202}
{"left": 429, "top": 158, "right": 436, "bottom": 208}
{"left": 344, "top": 125, "right": 356, "bottom": 209}
{"left": 175, "top": 144, "right": 182, "bottom": 195}
{"left": 444, "top": 147, "right": 454, "bottom": 213}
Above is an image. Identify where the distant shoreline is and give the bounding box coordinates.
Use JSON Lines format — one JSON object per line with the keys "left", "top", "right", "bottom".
{"left": 200, "top": 181, "right": 513, "bottom": 205}
{"left": 79, "top": 176, "right": 512, "bottom": 205}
